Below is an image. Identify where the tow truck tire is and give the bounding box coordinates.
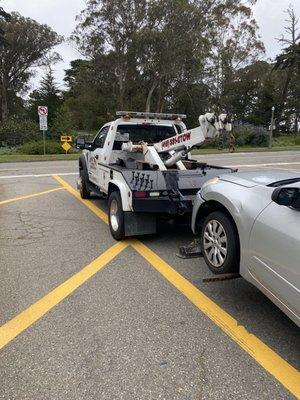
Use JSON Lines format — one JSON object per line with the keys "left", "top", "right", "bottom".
{"left": 201, "top": 211, "right": 239, "bottom": 275}
{"left": 108, "top": 191, "right": 125, "bottom": 241}
{"left": 79, "top": 167, "right": 91, "bottom": 199}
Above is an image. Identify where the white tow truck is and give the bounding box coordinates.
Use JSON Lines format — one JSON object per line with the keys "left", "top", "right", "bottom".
{"left": 76, "top": 111, "right": 235, "bottom": 240}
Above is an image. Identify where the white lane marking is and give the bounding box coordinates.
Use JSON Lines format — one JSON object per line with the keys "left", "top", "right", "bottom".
{"left": 197, "top": 152, "right": 300, "bottom": 161}
{"left": 0, "top": 172, "right": 78, "bottom": 180}
{"left": 223, "top": 162, "right": 300, "bottom": 168}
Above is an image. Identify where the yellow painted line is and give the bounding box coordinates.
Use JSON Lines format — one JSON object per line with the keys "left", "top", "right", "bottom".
{"left": 0, "top": 187, "right": 65, "bottom": 206}
{"left": 54, "top": 175, "right": 300, "bottom": 397}
{"left": 130, "top": 239, "right": 300, "bottom": 398}
{"left": 53, "top": 175, "right": 108, "bottom": 224}
{"left": 0, "top": 241, "right": 128, "bottom": 349}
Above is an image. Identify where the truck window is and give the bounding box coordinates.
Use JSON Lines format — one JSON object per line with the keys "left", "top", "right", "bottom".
{"left": 116, "top": 124, "right": 176, "bottom": 144}
{"left": 94, "top": 126, "right": 110, "bottom": 148}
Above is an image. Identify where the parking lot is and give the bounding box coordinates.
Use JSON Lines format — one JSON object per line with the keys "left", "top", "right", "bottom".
{"left": 0, "top": 150, "right": 299, "bottom": 399}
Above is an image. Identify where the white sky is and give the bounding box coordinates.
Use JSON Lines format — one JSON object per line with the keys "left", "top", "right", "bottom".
{"left": 1, "top": 0, "right": 300, "bottom": 92}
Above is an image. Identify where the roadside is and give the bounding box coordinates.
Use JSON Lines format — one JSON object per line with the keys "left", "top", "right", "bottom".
{"left": 0, "top": 154, "right": 80, "bottom": 163}
{"left": 1, "top": 146, "right": 300, "bottom": 163}
{"left": 192, "top": 145, "right": 300, "bottom": 155}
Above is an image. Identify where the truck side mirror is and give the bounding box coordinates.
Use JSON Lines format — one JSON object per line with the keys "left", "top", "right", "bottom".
{"left": 75, "top": 137, "right": 85, "bottom": 149}
{"left": 272, "top": 187, "right": 300, "bottom": 210}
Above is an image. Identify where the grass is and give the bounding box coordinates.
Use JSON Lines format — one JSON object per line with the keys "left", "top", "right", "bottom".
{"left": 192, "top": 145, "right": 300, "bottom": 155}
{"left": 0, "top": 154, "right": 80, "bottom": 163}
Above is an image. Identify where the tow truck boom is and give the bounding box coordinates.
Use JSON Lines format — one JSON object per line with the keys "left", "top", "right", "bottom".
{"left": 120, "top": 113, "right": 232, "bottom": 168}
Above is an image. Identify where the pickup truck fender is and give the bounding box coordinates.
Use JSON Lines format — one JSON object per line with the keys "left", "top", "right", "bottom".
{"left": 108, "top": 180, "right": 132, "bottom": 212}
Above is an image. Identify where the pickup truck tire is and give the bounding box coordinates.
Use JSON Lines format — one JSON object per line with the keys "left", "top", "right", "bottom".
{"left": 79, "top": 166, "right": 91, "bottom": 199}
{"left": 108, "top": 191, "right": 125, "bottom": 240}
{"left": 201, "top": 211, "right": 239, "bottom": 274}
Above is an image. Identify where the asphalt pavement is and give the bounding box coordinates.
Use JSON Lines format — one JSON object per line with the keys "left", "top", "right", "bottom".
{"left": 0, "top": 151, "right": 299, "bottom": 399}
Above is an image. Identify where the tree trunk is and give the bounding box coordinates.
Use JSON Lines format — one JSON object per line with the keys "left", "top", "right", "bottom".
{"left": 0, "top": 75, "right": 8, "bottom": 121}
{"left": 145, "top": 81, "right": 158, "bottom": 112}
{"left": 277, "top": 71, "right": 292, "bottom": 125}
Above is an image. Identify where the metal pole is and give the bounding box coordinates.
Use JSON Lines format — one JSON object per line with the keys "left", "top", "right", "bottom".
{"left": 43, "top": 130, "right": 46, "bottom": 155}
{"left": 269, "top": 106, "right": 275, "bottom": 149}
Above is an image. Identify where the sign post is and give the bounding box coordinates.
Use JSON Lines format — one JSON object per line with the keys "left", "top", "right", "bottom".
{"left": 269, "top": 106, "right": 275, "bottom": 149}
{"left": 38, "top": 106, "right": 48, "bottom": 155}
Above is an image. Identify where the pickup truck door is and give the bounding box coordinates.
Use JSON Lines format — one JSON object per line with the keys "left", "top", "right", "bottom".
{"left": 88, "top": 126, "right": 109, "bottom": 186}
{"left": 249, "top": 202, "right": 300, "bottom": 318}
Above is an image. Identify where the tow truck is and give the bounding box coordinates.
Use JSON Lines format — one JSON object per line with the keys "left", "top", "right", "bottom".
{"left": 76, "top": 111, "right": 235, "bottom": 240}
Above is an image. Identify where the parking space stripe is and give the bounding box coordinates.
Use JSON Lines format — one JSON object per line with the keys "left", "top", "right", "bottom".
{"left": 0, "top": 187, "right": 65, "bottom": 206}
{"left": 0, "top": 242, "right": 128, "bottom": 350}
{"left": 131, "top": 239, "right": 300, "bottom": 398}
{"left": 53, "top": 175, "right": 108, "bottom": 224}
{"left": 53, "top": 175, "right": 300, "bottom": 398}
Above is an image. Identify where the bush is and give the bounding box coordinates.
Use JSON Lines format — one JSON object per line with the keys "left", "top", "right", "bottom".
{"left": 251, "top": 131, "right": 269, "bottom": 147}
{"left": 0, "top": 116, "right": 39, "bottom": 146}
{"left": 17, "top": 140, "right": 70, "bottom": 155}
{"left": 295, "top": 136, "right": 300, "bottom": 146}
{"left": 0, "top": 146, "right": 16, "bottom": 155}
{"left": 235, "top": 131, "right": 252, "bottom": 146}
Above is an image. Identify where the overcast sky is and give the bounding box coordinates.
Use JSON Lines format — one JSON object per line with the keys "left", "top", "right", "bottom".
{"left": 2, "top": 0, "right": 300, "bottom": 92}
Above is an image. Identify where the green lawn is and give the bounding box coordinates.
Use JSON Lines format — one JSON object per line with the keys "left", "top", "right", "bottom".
{"left": 192, "top": 145, "right": 300, "bottom": 155}
{"left": 1, "top": 144, "right": 300, "bottom": 163}
{"left": 0, "top": 153, "right": 80, "bottom": 163}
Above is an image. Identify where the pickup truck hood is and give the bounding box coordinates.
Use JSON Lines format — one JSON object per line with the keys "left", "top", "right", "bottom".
{"left": 219, "top": 170, "right": 300, "bottom": 188}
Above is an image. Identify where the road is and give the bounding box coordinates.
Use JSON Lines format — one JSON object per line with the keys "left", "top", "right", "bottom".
{"left": 0, "top": 151, "right": 299, "bottom": 399}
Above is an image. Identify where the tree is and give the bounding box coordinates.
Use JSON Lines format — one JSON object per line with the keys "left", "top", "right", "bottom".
{"left": 205, "top": 0, "right": 265, "bottom": 113}
{"left": 52, "top": 103, "right": 74, "bottom": 133}
{"left": 273, "top": 6, "right": 300, "bottom": 131}
{"left": 0, "top": 12, "right": 62, "bottom": 121}
{"left": 27, "top": 66, "right": 62, "bottom": 127}
{"left": 0, "top": 6, "right": 11, "bottom": 46}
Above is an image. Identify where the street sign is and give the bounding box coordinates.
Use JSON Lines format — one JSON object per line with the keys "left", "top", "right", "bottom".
{"left": 38, "top": 106, "right": 48, "bottom": 116}
{"left": 60, "top": 135, "right": 72, "bottom": 142}
{"left": 39, "top": 115, "right": 48, "bottom": 131}
{"left": 62, "top": 141, "right": 71, "bottom": 153}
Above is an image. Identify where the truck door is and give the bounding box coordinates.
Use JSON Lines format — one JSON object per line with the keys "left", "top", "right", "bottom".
{"left": 88, "top": 126, "right": 110, "bottom": 186}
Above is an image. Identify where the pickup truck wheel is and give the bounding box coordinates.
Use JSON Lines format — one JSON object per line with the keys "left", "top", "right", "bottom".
{"left": 201, "top": 211, "right": 239, "bottom": 274}
{"left": 79, "top": 168, "right": 91, "bottom": 199}
{"left": 108, "top": 191, "right": 125, "bottom": 240}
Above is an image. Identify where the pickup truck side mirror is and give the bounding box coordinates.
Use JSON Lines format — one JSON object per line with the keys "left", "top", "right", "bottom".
{"left": 272, "top": 187, "right": 300, "bottom": 210}
{"left": 75, "top": 137, "right": 85, "bottom": 149}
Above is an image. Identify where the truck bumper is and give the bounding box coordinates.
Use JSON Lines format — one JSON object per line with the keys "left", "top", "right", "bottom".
{"left": 132, "top": 198, "right": 193, "bottom": 214}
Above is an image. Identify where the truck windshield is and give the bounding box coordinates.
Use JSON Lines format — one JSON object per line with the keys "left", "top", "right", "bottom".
{"left": 117, "top": 124, "right": 176, "bottom": 144}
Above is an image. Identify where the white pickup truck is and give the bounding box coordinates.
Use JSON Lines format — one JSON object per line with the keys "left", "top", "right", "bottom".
{"left": 76, "top": 111, "right": 234, "bottom": 240}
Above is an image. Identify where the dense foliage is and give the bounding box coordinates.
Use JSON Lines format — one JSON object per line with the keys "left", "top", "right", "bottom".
{"left": 0, "top": 1, "right": 299, "bottom": 152}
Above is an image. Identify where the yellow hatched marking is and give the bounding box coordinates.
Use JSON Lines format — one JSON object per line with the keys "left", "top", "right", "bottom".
{"left": 0, "top": 241, "right": 128, "bottom": 350}
{"left": 53, "top": 175, "right": 300, "bottom": 398}
{"left": 0, "top": 187, "right": 65, "bottom": 206}
{"left": 52, "top": 175, "right": 108, "bottom": 224}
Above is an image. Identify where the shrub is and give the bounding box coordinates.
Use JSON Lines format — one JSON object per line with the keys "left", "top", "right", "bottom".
{"left": 251, "top": 131, "right": 269, "bottom": 147}
{"left": 235, "top": 130, "right": 253, "bottom": 146}
{"left": 0, "top": 146, "right": 16, "bottom": 155}
{"left": 295, "top": 136, "right": 300, "bottom": 146}
{"left": 0, "top": 116, "right": 39, "bottom": 146}
{"left": 17, "top": 140, "right": 69, "bottom": 155}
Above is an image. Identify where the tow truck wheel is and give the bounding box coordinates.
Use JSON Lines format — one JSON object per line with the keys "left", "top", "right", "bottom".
{"left": 201, "top": 211, "right": 239, "bottom": 274}
{"left": 108, "top": 191, "right": 125, "bottom": 240}
{"left": 79, "top": 168, "right": 91, "bottom": 199}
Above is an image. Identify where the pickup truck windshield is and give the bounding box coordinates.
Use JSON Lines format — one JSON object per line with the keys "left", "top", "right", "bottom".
{"left": 117, "top": 124, "right": 177, "bottom": 144}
